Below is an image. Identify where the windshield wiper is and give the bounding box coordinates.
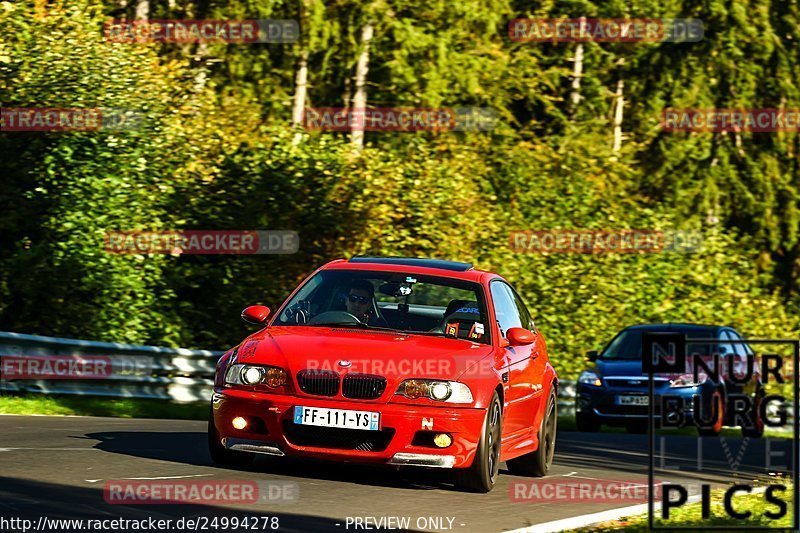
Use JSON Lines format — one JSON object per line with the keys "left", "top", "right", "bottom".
{"left": 309, "top": 322, "right": 451, "bottom": 338}
{"left": 309, "top": 322, "right": 404, "bottom": 333}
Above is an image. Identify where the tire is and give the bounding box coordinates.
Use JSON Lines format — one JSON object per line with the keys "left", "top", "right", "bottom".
{"left": 742, "top": 386, "right": 765, "bottom": 438}
{"left": 454, "top": 392, "right": 502, "bottom": 492}
{"left": 208, "top": 408, "right": 255, "bottom": 467}
{"left": 697, "top": 390, "right": 724, "bottom": 437}
{"left": 576, "top": 411, "right": 601, "bottom": 432}
{"left": 507, "top": 386, "right": 557, "bottom": 477}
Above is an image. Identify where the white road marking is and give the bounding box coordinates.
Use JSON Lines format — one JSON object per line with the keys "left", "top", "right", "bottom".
{"left": 85, "top": 474, "right": 214, "bottom": 483}
{"left": 510, "top": 486, "right": 767, "bottom": 533}
{"left": 561, "top": 471, "right": 606, "bottom": 480}
{"left": 507, "top": 495, "right": 702, "bottom": 533}
{"left": 125, "top": 474, "right": 215, "bottom": 480}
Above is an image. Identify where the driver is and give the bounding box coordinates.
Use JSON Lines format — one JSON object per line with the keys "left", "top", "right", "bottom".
{"left": 345, "top": 279, "right": 388, "bottom": 327}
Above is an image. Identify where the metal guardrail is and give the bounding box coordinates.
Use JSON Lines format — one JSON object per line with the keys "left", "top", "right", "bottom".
{"left": 0, "top": 330, "right": 580, "bottom": 405}
{"left": 557, "top": 380, "right": 577, "bottom": 416}
{"left": 0, "top": 331, "right": 223, "bottom": 403}
{"left": 0, "top": 331, "right": 793, "bottom": 431}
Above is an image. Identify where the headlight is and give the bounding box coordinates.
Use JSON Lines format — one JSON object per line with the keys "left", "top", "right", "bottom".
{"left": 579, "top": 370, "right": 602, "bottom": 387}
{"left": 669, "top": 373, "right": 706, "bottom": 388}
{"left": 225, "top": 364, "right": 287, "bottom": 388}
{"left": 396, "top": 379, "right": 473, "bottom": 404}
{"left": 242, "top": 367, "right": 264, "bottom": 385}
{"left": 430, "top": 382, "right": 451, "bottom": 401}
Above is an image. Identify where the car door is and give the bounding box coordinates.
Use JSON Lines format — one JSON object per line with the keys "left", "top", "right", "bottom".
{"left": 506, "top": 285, "right": 549, "bottom": 429}
{"left": 490, "top": 280, "right": 536, "bottom": 440}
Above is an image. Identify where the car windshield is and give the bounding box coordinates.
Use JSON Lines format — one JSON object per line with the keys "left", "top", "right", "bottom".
{"left": 273, "top": 269, "right": 490, "bottom": 344}
{"left": 601, "top": 328, "right": 717, "bottom": 360}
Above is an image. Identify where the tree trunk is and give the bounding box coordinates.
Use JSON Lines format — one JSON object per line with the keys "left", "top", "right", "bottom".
{"left": 611, "top": 60, "right": 625, "bottom": 153}
{"left": 134, "top": 0, "right": 149, "bottom": 20}
{"left": 351, "top": 23, "right": 374, "bottom": 150}
{"left": 569, "top": 42, "right": 584, "bottom": 111}
{"left": 192, "top": 43, "right": 209, "bottom": 91}
{"left": 342, "top": 76, "right": 352, "bottom": 109}
{"left": 568, "top": 17, "right": 586, "bottom": 114}
{"left": 291, "top": 50, "right": 310, "bottom": 145}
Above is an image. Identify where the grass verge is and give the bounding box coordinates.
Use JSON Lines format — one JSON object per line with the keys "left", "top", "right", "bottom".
{"left": 578, "top": 485, "right": 794, "bottom": 531}
{"left": 0, "top": 393, "right": 208, "bottom": 420}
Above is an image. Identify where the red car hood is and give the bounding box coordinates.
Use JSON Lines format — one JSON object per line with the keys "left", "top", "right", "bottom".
{"left": 236, "top": 326, "right": 494, "bottom": 385}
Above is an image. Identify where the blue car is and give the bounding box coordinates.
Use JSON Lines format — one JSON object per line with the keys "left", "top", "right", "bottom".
{"left": 575, "top": 323, "right": 764, "bottom": 436}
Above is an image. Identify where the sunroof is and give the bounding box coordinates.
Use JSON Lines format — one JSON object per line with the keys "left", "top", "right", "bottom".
{"left": 348, "top": 256, "right": 474, "bottom": 272}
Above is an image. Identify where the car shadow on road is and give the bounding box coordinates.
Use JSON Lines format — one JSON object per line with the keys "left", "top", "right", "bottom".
{"left": 0, "top": 476, "right": 391, "bottom": 533}
{"left": 82, "top": 431, "right": 462, "bottom": 492}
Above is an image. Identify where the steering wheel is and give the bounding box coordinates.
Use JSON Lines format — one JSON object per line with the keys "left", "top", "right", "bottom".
{"left": 307, "top": 310, "right": 363, "bottom": 325}
{"left": 293, "top": 309, "right": 308, "bottom": 324}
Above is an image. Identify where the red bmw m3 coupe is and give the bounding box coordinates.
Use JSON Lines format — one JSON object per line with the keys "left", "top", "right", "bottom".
{"left": 209, "top": 257, "right": 558, "bottom": 492}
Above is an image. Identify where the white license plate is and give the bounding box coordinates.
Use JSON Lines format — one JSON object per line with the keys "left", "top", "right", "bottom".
{"left": 616, "top": 395, "right": 649, "bottom": 406}
{"left": 293, "top": 406, "right": 380, "bottom": 431}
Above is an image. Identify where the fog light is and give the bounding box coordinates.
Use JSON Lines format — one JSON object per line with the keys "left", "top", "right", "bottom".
{"left": 433, "top": 433, "right": 453, "bottom": 448}
{"left": 232, "top": 416, "right": 247, "bottom": 430}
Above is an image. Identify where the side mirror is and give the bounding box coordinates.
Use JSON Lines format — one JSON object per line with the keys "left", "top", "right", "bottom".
{"left": 586, "top": 350, "right": 599, "bottom": 362}
{"left": 506, "top": 327, "right": 535, "bottom": 346}
{"left": 241, "top": 305, "right": 271, "bottom": 326}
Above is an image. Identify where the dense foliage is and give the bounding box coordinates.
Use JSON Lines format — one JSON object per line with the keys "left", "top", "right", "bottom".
{"left": 1, "top": 0, "right": 798, "bottom": 380}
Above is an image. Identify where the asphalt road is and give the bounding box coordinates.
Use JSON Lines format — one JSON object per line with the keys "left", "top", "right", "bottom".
{"left": 0, "top": 415, "right": 792, "bottom": 532}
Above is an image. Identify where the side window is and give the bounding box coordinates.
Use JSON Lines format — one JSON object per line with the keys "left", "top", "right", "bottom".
{"left": 490, "top": 281, "right": 523, "bottom": 337}
{"left": 728, "top": 331, "right": 753, "bottom": 357}
{"left": 718, "top": 330, "right": 736, "bottom": 357}
{"left": 508, "top": 285, "right": 536, "bottom": 333}
{"left": 724, "top": 330, "right": 751, "bottom": 380}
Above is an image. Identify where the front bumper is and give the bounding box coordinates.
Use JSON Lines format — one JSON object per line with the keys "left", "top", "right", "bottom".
{"left": 211, "top": 388, "right": 485, "bottom": 468}
{"left": 577, "top": 383, "right": 705, "bottom": 426}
